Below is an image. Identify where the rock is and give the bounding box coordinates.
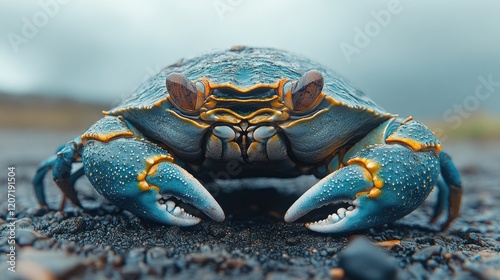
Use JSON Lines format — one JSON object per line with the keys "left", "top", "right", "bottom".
{"left": 399, "top": 263, "right": 428, "bottom": 279}
{"left": 26, "top": 206, "right": 49, "bottom": 217}
{"left": 266, "top": 272, "right": 292, "bottom": 280}
{"left": 285, "top": 236, "right": 300, "bottom": 246}
{"left": 200, "top": 245, "right": 212, "bottom": 253}
{"left": 121, "top": 264, "right": 141, "bottom": 280}
{"left": 427, "top": 259, "right": 439, "bottom": 270}
{"left": 108, "top": 252, "right": 125, "bottom": 267}
{"left": 16, "top": 217, "right": 34, "bottom": 229}
{"left": 16, "top": 228, "right": 46, "bottom": 246}
{"left": 411, "top": 245, "right": 445, "bottom": 262}
{"left": 52, "top": 217, "right": 86, "bottom": 234}
{"left": 208, "top": 224, "right": 227, "bottom": 238}
{"left": 18, "top": 248, "right": 90, "bottom": 280}
{"left": 146, "top": 247, "right": 168, "bottom": 265}
{"left": 453, "top": 252, "right": 468, "bottom": 263}
{"left": 126, "top": 247, "right": 146, "bottom": 265}
{"left": 339, "top": 237, "right": 398, "bottom": 280}
{"left": 32, "top": 238, "right": 57, "bottom": 250}
{"left": 329, "top": 267, "right": 345, "bottom": 279}
{"left": 466, "top": 233, "right": 483, "bottom": 246}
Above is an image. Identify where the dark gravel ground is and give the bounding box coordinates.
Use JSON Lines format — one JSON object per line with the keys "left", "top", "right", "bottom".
{"left": 1, "top": 130, "right": 499, "bottom": 280}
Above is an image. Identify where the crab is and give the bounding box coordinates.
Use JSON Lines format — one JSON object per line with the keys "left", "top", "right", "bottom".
{"left": 33, "top": 47, "right": 462, "bottom": 233}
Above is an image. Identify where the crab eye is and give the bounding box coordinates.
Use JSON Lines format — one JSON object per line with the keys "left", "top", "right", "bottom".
{"left": 283, "top": 70, "right": 324, "bottom": 112}
{"left": 166, "top": 73, "right": 205, "bottom": 112}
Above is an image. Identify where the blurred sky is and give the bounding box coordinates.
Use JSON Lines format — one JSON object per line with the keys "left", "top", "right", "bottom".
{"left": 0, "top": 0, "right": 499, "bottom": 120}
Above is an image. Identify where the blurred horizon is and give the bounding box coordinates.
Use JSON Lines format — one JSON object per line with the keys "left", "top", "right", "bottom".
{"left": 1, "top": 0, "right": 499, "bottom": 122}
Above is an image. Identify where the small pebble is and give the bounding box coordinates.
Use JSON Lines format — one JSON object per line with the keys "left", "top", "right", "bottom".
{"left": 285, "top": 237, "right": 299, "bottom": 246}
{"left": 339, "top": 237, "right": 398, "bottom": 280}
{"left": 412, "top": 245, "right": 444, "bottom": 262}
{"left": 16, "top": 229, "right": 45, "bottom": 246}
{"left": 16, "top": 217, "right": 34, "bottom": 229}
{"left": 52, "top": 217, "right": 86, "bottom": 234}
{"left": 329, "top": 268, "right": 345, "bottom": 279}
{"left": 121, "top": 264, "right": 141, "bottom": 279}
{"left": 399, "top": 263, "right": 427, "bottom": 279}
{"left": 126, "top": 247, "right": 146, "bottom": 265}
{"left": 146, "top": 247, "right": 167, "bottom": 265}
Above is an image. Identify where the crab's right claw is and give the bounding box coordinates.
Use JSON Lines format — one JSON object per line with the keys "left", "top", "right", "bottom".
{"left": 285, "top": 145, "right": 441, "bottom": 234}
{"left": 83, "top": 137, "right": 225, "bottom": 227}
{"left": 285, "top": 165, "right": 380, "bottom": 233}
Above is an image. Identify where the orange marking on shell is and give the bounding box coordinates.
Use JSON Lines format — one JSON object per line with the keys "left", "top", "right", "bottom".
{"left": 373, "top": 177, "right": 384, "bottom": 189}
{"left": 368, "top": 188, "right": 382, "bottom": 198}
{"left": 205, "top": 95, "right": 279, "bottom": 104}
{"left": 402, "top": 116, "right": 413, "bottom": 124}
{"left": 434, "top": 143, "right": 443, "bottom": 156}
{"left": 283, "top": 89, "right": 294, "bottom": 110}
{"left": 348, "top": 157, "right": 385, "bottom": 198}
{"left": 148, "top": 164, "right": 159, "bottom": 176}
{"left": 206, "top": 79, "right": 283, "bottom": 92}
{"left": 137, "top": 155, "right": 175, "bottom": 192}
{"left": 362, "top": 168, "right": 373, "bottom": 181}
{"left": 385, "top": 136, "right": 441, "bottom": 155}
{"left": 324, "top": 96, "right": 342, "bottom": 106}
{"left": 153, "top": 98, "right": 167, "bottom": 107}
{"left": 200, "top": 107, "right": 288, "bottom": 124}
{"left": 355, "top": 190, "right": 369, "bottom": 198}
{"left": 81, "top": 131, "right": 134, "bottom": 143}
{"left": 137, "top": 171, "right": 147, "bottom": 182}
{"left": 348, "top": 157, "right": 380, "bottom": 174}
{"left": 275, "top": 78, "right": 288, "bottom": 99}
{"left": 138, "top": 181, "right": 150, "bottom": 191}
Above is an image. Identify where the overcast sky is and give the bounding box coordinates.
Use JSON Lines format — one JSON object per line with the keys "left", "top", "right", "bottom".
{"left": 0, "top": 0, "right": 499, "bottom": 120}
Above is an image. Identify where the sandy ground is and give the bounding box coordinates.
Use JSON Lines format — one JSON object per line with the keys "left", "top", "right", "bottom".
{"left": 0, "top": 129, "right": 499, "bottom": 280}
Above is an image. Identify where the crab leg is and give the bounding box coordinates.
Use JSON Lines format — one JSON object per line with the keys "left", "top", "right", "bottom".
{"left": 33, "top": 137, "right": 85, "bottom": 209}
{"left": 285, "top": 118, "right": 462, "bottom": 233}
{"left": 81, "top": 117, "right": 224, "bottom": 226}
{"left": 33, "top": 155, "right": 56, "bottom": 208}
{"left": 430, "top": 151, "right": 462, "bottom": 229}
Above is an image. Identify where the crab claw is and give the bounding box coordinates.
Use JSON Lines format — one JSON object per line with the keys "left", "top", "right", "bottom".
{"left": 285, "top": 165, "right": 376, "bottom": 233}
{"left": 139, "top": 161, "right": 226, "bottom": 226}
{"left": 285, "top": 144, "right": 440, "bottom": 233}
{"left": 82, "top": 136, "right": 225, "bottom": 227}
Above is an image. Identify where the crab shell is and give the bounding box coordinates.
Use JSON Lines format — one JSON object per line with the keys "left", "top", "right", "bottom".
{"left": 106, "top": 47, "right": 393, "bottom": 174}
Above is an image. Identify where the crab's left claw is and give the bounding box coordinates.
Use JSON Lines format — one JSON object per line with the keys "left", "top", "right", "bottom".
{"left": 83, "top": 136, "right": 225, "bottom": 227}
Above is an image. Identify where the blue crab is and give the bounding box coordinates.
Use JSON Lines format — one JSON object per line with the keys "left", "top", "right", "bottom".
{"left": 33, "top": 47, "right": 462, "bottom": 233}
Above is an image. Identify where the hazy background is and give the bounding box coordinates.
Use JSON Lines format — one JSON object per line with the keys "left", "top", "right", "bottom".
{"left": 0, "top": 0, "right": 499, "bottom": 130}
